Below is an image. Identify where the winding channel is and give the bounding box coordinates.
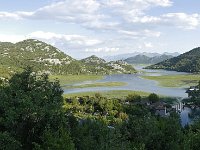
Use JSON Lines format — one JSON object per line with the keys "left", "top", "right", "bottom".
{"left": 64, "top": 65, "right": 189, "bottom": 98}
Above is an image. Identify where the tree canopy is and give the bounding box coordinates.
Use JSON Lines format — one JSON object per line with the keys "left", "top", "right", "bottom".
{"left": 1, "top": 68, "right": 200, "bottom": 149}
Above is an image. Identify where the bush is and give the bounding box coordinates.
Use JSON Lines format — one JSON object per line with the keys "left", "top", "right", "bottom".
{"left": 148, "top": 93, "right": 159, "bottom": 103}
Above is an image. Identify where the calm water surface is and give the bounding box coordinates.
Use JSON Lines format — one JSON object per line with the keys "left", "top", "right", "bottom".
{"left": 64, "top": 65, "right": 189, "bottom": 98}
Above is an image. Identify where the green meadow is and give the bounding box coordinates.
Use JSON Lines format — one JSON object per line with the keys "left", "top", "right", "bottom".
{"left": 64, "top": 90, "right": 152, "bottom": 99}
{"left": 63, "top": 82, "right": 127, "bottom": 89}
{"left": 49, "top": 75, "right": 103, "bottom": 85}
{"left": 142, "top": 74, "right": 200, "bottom": 87}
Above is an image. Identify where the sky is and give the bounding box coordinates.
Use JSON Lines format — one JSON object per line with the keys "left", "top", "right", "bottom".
{"left": 0, "top": 0, "right": 200, "bottom": 59}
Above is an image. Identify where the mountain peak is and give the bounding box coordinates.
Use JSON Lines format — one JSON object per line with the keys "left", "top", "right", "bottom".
{"left": 81, "top": 55, "right": 106, "bottom": 64}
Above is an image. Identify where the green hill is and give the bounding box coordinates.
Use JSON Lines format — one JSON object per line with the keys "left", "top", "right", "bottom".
{"left": 0, "top": 39, "right": 136, "bottom": 77}
{"left": 145, "top": 47, "right": 200, "bottom": 73}
{"left": 0, "top": 39, "right": 83, "bottom": 76}
{"left": 81, "top": 55, "right": 136, "bottom": 74}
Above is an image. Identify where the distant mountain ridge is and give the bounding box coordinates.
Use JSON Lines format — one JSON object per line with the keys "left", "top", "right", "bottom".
{"left": 0, "top": 39, "right": 136, "bottom": 77}
{"left": 124, "top": 54, "right": 174, "bottom": 64}
{"left": 103, "top": 52, "right": 179, "bottom": 61}
{"left": 145, "top": 47, "right": 200, "bottom": 73}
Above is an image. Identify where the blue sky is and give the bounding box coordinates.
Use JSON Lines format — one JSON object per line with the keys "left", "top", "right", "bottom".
{"left": 0, "top": 0, "right": 200, "bottom": 58}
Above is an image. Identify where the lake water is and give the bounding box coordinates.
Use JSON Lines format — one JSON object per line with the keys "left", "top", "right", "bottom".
{"left": 64, "top": 65, "right": 189, "bottom": 98}
{"left": 63, "top": 65, "right": 194, "bottom": 126}
{"left": 180, "top": 107, "right": 192, "bottom": 126}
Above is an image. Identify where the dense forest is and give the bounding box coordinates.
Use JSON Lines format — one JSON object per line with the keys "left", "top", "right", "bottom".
{"left": 1, "top": 68, "right": 200, "bottom": 150}
{"left": 146, "top": 47, "right": 200, "bottom": 73}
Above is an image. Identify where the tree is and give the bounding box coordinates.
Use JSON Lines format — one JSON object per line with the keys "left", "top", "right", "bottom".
{"left": 148, "top": 93, "right": 159, "bottom": 103}
{"left": 187, "top": 81, "right": 200, "bottom": 107}
{"left": 40, "top": 127, "right": 75, "bottom": 150}
{"left": 0, "top": 67, "right": 74, "bottom": 149}
{"left": 126, "top": 94, "right": 141, "bottom": 103}
{"left": 0, "top": 132, "right": 22, "bottom": 150}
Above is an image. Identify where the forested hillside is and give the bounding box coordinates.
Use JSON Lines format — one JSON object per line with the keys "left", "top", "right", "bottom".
{"left": 0, "top": 39, "right": 81, "bottom": 76}
{"left": 146, "top": 47, "right": 200, "bottom": 73}
{"left": 0, "top": 39, "right": 136, "bottom": 77}
{"left": 81, "top": 55, "right": 136, "bottom": 74}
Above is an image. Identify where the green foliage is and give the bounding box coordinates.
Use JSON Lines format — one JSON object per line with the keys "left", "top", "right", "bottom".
{"left": 183, "top": 120, "right": 200, "bottom": 149}
{"left": 64, "top": 82, "right": 126, "bottom": 89}
{"left": 122, "top": 107, "right": 183, "bottom": 150}
{"left": 81, "top": 55, "right": 136, "bottom": 74}
{"left": 49, "top": 74, "right": 103, "bottom": 85}
{"left": 0, "top": 67, "right": 74, "bottom": 149}
{"left": 186, "top": 81, "right": 200, "bottom": 107}
{"left": 2, "top": 69, "right": 200, "bottom": 150}
{"left": 0, "top": 40, "right": 136, "bottom": 76}
{"left": 0, "top": 132, "right": 22, "bottom": 150}
{"left": 146, "top": 47, "right": 200, "bottom": 73}
{"left": 70, "top": 119, "right": 130, "bottom": 150}
{"left": 64, "top": 90, "right": 150, "bottom": 99}
{"left": 63, "top": 95, "right": 125, "bottom": 125}
{"left": 40, "top": 127, "right": 75, "bottom": 150}
{"left": 148, "top": 93, "right": 159, "bottom": 103}
{"left": 126, "top": 94, "right": 142, "bottom": 103}
{"left": 142, "top": 74, "right": 200, "bottom": 87}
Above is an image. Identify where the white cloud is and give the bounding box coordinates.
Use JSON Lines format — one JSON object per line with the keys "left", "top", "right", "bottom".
{"left": 0, "top": 0, "right": 173, "bottom": 27}
{"left": 143, "top": 30, "right": 161, "bottom": 37}
{"left": 124, "top": 13, "right": 200, "bottom": 30}
{"left": 0, "top": 12, "right": 22, "bottom": 20}
{"left": 85, "top": 47, "right": 119, "bottom": 53}
{"left": 0, "top": 34, "right": 26, "bottom": 43}
{"left": 162, "top": 13, "right": 200, "bottom": 29}
{"left": 138, "top": 42, "right": 154, "bottom": 49}
{"left": 129, "top": 16, "right": 161, "bottom": 24}
{"left": 118, "top": 29, "right": 161, "bottom": 38}
{"left": 28, "top": 31, "right": 102, "bottom": 47}
{"left": 31, "top": 0, "right": 102, "bottom": 22}
{"left": 145, "top": 0, "right": 173, "bottom": 7}
{"left": 144, "top": 42, "right": 153, "bottom": 48}
{"left": 0, "top": 0, "right": 199, "bottom": 32}
{"left": 104, "top": 0, "right": 172, "bottom": 10}
{"left": 0, "top": 0, "right": 199, "bottom": 58}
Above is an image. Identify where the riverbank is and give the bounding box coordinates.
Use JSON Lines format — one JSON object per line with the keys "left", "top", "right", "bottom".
{"left": 49, "top": 75, "right": 103, "bottom": 86}
{"left": 64, "top": 90, "right": 151, "bottom": 99}
{"left": 63, "top": 82, "right": 127, "bottom": 89}
{"left": 142, "top": 74, "right": 200, "bottom": 87}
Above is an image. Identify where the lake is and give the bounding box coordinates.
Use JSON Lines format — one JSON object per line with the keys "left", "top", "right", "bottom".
{"left": 63, "top": 65, "right": 194, "bottom": 126}
{"left": 64, "top": 65, "right": 189, "bottom": 98}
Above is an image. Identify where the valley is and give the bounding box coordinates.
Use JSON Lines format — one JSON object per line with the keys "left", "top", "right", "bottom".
{"left": 2, "top": 1, "right": 200, "bottom": 149}
{"left": 1, "top": 39, "right": 198, "bottom": 98}
{"left": 0, "top": 40, "right": 199, "bottom": 149}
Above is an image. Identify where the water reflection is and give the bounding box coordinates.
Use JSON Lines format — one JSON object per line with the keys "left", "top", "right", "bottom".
{"left": 172, "top": 101, "right": 200, "bottom": 127}
{"left": 180, "top": 107, "right": 192, "bottom": 127}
